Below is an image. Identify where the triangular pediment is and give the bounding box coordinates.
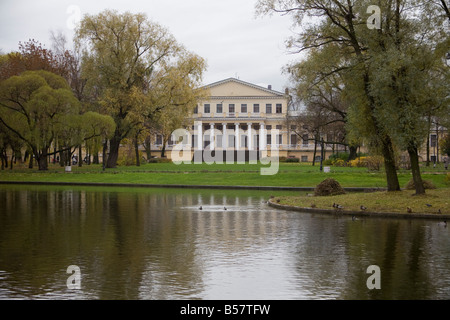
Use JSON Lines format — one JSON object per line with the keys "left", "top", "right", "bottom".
{"left": 205, "top": 78, "right": 284, "bottom": 98}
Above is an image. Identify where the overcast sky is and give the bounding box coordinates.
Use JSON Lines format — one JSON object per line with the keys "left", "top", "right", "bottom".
{"left": 0, "top": 0, "right": 299, "bottom": 92}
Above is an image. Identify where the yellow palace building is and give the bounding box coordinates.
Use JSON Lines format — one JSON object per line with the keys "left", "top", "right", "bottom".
{"left": 153, "top": 77, "right": 335, "bottom": 162}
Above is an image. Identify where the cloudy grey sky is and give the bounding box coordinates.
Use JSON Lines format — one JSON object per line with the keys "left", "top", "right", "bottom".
{"left": 0, "top": 0, "right": 298, "bottom": 91}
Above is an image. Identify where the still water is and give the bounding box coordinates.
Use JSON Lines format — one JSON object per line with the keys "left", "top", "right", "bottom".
{"left": 0, "top": 185, "right": 449, "bottom": 300}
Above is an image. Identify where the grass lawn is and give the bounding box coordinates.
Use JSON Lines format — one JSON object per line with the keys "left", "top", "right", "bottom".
{"left": 272, "top": 188, "right": 450, "bottom": 215}
{"left": 0, "top": 161, "right": 449, "bottom": 189}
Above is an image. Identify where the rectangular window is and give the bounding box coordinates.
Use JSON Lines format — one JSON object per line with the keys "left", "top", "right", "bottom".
{"left": 302, "top": 134, "right": 309, "bottom": 146}
{"left": 266, "top": 104, "right": 272, "bottom": 114}
{"left": 290, "top": 125, "right": 297, "bottom": 130}
{"left": 241, "top": 104, "right": 247, "bottom": 113}
{"left": 277, "top": 134, "right": 282, "bottom": 145}
{"left": 291, "top": 134, "right": 297, "bottom": 145}
{"left": 204, "top": 104, "right": 210, "bottom": 113}
{"left": 430, "top": 134, "right": 437, "bottom": 147}
{"left": 301, "top": 155, "right": 308, "bottom": 162}
{"left": 241, "top": 136, "right": 247, "bottom": 148}
{"left": 276, "top": 125, "right": 282, "bottom": 130}
{"left": 276, "top": 104, "right": 282, "bottom": 113}
{"left": 193, "top": 105, "right": 198, "bottom": 114}
{"left": 267, "top": 134, "right": 272, "bottom": 145}
{"left": 266, "top": 125, "right": 272, "bottom": 130}
{"left": 253, "top": 104, "right": 260, "bottom": 113}
{"left": 216, "top": 104, "right": 223, "bottom": 113}
{"left": 228, "top": 135, "right": 235, "bottom": 147}
{"left": 229, "top": 104, "right": 235, "bottom": 113}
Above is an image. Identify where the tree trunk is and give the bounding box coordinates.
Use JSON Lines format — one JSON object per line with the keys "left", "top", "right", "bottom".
{"left": 106, "top": 136, "right": 121, "bottom": 168}
{"left": 436, "top": 122, "right": 440, "bottom": 164}
{"left": 102, "top": 141, "right": 108, "bottom": 171}
{"left": 28, "top": 153, "right": 33, "bottom": 169}
{"left": 381, "top": 136, "right": 401, "bottom": 191}
{"left": 134, "top": 134, "right": 140, "bottom": 166}
{"left": 144, "top": 136, "right": 152, "bottom": 163}
{"left": 160, "top": 143, "right": 166, "bottom": 158}
{"left": 407, "top": 145, "right": 425, "bottom": 195}
{"left": 37, "top": 149, "right": 49, "bottom": 171}
{"left": 312, "top": 135, "right": 318, "bottom": 166}
{"left": 78, "top": 145, "right": 83, "bottom": 167}
{"left": 3, "top": 151, "right": 8, "bottom": 169}
{"left": 348, "top": 145, "right": 358, "bottom": 161}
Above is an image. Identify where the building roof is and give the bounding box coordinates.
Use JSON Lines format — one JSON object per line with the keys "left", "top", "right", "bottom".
{"left": 203, "top": 78, "right": 286, "bottom": 97}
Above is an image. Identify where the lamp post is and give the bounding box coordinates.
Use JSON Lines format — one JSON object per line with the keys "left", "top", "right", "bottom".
{"left": 320, "top": 138, "right": 324, "bottom": 172}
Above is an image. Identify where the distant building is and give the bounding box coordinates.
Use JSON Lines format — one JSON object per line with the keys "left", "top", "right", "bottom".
{"left": 150, "top": 77, "right": 448, "bottom": 164}
{"left": 150, "top": 77, "right": 335, "bottom": 162}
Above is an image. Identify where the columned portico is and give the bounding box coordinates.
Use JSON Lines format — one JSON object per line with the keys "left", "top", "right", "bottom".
{"left": 247, "top": 123, "right": 252, "bottom": 151}
{"left": 235, "top": 123, "right": 240, "bottom": 151}
{"left": 210, "top": 123, "right": 215, "bottom": 151}
{"left": 222, "top": 123, "right": 227, "bottom": 149}
{"left": 260, "top": 123, "right": 266, "bottom": 151}
{"left": 197, "top": 122, "right": 203, "bottom": 151}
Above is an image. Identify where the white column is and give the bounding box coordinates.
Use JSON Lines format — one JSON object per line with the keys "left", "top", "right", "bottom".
{"left": 272, "top": 127, "right": 278, "bottom": 150}
{"left": 210, "top": 123, "right": 215, "bottom": 151}
{"left": 197, "top": 122, "right": 203, "bottom": 150}
{"left": 260, "top": 123, "right": 266, "bottom": 150}
{"left": 222, "top": 123, "right": 227, "bottom": 150}
{"left": 235, "top": 123, "right": 240, "bottom": 151}
{"left": 247, "top": 123, "right": 252, "bottom": 151}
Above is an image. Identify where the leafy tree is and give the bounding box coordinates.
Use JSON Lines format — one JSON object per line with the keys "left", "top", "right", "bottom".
{"left": 441, "top": 134, "right": 450, "bottom": 157}
{"left": 0, "top": 39, "right": 70, "bottom": 81}
{"left": 287, "top": 44, "right": 359, "bottom": 161}
{"left": 0, "top": 70, "right": 114, "bottom": 170}
{"left": 75, "top": 10, "right": 207, "bottom": 168}
{"left": 257, "top": 0, "right": 449, "bottom": 194}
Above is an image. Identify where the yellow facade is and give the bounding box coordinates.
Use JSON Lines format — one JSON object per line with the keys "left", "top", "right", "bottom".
{"left": 152, "top": 78, "right": 334, "bottom": 162}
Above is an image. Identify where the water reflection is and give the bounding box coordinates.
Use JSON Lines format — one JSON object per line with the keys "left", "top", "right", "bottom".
{"left": 0, "top": 186, "right": 449, "bottom": 300}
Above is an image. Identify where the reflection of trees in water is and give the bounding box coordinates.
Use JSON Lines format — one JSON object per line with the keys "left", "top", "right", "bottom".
{"left": 290, "top": 216, "right": 443, "bottom": 299}
{"left": 0, "top": 187, "right": 449, "bottom": 299}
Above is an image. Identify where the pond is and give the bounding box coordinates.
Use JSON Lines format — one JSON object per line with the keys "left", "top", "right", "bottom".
{"left": 0, "top": 185, "right": 449, "bottom": 300}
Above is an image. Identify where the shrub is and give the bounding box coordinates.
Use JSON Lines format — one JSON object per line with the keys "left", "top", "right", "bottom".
{"left": 333, "top": 159, "right": 346, "bottom": 167}
{"left": 148, "top": 158, "right": 172, "bottom": 163}
{"left": 329, "top": 152, "right": 350, "bottom": 162}
{"left": 314, "top": 178, "right": 346, "bottom": 196}
{"left": 348, "top": 157, "right": 367, "bottom": 168}
{"left": 366, "top": 155, "right": 383, "bottom": 171}
{"left": 404, "top": 179, "right": 437, "bottom": 190}
{"left": 445, "top": 173, "right": 450, "bottom": 185}
{"left": 285, "top": 157, "right": 299, "bottom": 163}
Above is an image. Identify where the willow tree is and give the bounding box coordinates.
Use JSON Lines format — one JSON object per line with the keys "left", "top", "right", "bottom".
{"left": 75, "top": 10, "right": 207, "bottom": 168}
{"left": 0, "top": 70, "right": 115, "bottom": 170}
{"left": 257, "top": 0, "right": 449, "bottom": 193}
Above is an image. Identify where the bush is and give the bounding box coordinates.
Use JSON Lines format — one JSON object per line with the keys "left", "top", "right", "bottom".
{"left": 285, "top": 157, "right": 299, "bottom": 163}
{"left": 366, "top": 155, "right": 383, "bottom": 171}
{"left": 348, "top": 157, "right": 367, "bottom": 168}
{"left": 314, "top": 178, "right": 346, "bottom": 196}
{"left": 329, "top": 152, "right": 350, "bottom": 162}
{"left": 404, "top": 179, "right": 437, "bottom": 190}
{"left": 148, "top": 158, "right": 172, "bottom": 163}
{"left": 445, "top": 173, "right": 450, "bottom": 185}
{"left": 333, "top": 159, "right": 346, "bottom": 167}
